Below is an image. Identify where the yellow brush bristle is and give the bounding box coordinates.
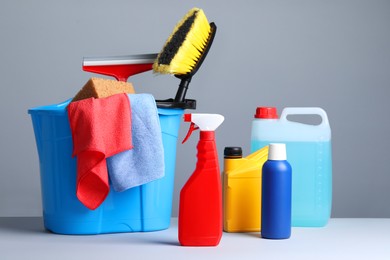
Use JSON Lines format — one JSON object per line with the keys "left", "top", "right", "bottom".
{"left": 153, "top": 8, "right": 211, "bottom": 75}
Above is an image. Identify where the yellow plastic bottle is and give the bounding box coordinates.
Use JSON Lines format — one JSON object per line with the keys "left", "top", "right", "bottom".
{"left": 223, "top": 146, "right": 269, "bottom": 232}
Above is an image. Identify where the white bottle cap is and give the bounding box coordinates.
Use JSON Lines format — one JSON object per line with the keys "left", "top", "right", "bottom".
{"left": 268, "top": 143, "right": 287, "bottom": 160}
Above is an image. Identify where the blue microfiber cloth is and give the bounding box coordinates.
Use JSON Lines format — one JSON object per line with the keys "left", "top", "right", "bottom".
{"left": 106, "top": 93, "right": 164, "bottom": 192}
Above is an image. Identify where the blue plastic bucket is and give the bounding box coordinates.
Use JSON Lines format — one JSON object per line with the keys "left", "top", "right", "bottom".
{"left": 28, "top": 99, "right": 184, "bottom": 234}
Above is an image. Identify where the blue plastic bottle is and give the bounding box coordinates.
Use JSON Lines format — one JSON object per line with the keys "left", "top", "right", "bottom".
{"left": 261, "top": 143, "right": 292, "bottom": 239}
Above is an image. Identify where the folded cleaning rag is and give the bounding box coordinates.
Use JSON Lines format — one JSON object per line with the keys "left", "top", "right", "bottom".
{"left": 107, "top": 93, "right": 164, "bottom": 192}
{"left": 68, "top": 93, "right": 132, "bottom": 210}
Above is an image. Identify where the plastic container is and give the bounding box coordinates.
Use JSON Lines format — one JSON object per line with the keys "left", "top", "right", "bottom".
{"left": 251, "top": 107, "right": 332, "bottom": 227}
{"left": 179, "top": 113, "right": 224, "bottom": 246}
{"left": 28, "top": 99, "right": 184, "bottom": 234}
{"left": 223, "top": 146, "right": 268, "bottom": 232}
{"left": 261, "top": 143, "right": 292, "bottom": 239}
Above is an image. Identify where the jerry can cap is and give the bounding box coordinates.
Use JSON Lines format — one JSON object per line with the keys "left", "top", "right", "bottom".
{"left": 254, "top": 107, "right": 278, "bottom": 119}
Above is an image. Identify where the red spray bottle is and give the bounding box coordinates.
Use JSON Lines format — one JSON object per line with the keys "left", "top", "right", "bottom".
{"left": 179, "top": 113, "right": 224, "bottom": 246}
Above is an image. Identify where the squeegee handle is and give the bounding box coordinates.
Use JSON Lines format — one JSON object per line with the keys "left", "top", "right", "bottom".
{"left": 82, "top": 63, "right": 153, "bottom": 82}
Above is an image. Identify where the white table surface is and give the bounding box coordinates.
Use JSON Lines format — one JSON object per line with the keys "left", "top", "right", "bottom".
{"left": 1, "top": 217, "right": 389, "bottom": 260}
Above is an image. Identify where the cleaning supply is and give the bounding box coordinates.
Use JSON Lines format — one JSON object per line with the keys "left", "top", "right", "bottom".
{"left": 71, "top": 77, "right": 135, "bottom": 102}
{"left": 83, "top": 53, "right": 157, "bottom": 82}
{"left": 67, "top": 93, "right": 132, "bottom": 210}
{"left": 179, "top": 113, "right": 224, "bottom": 246}
{"left": 153, "top": 7, "right": 216, "bottom": 109}
{"left": 106, "top": 93, "right": 164, "bottom": 192}
{"left": 223, "top": 146, "right": 269, "bottom": 232}
{"left": 28, "top": 99, "right": 184, "bottom": 234}
{"left": 261, "top": 143, "right": 292, "bottom": 239}
{"left": 251, "top": 107, "right": 332, "bottom": 227}
{"left": 81, "top": 53, "right": 196, "bottom": 110}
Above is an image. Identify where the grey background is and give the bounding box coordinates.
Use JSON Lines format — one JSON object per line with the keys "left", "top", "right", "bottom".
{"left": 1, "top": 0, "right": 389, "bottom": 217}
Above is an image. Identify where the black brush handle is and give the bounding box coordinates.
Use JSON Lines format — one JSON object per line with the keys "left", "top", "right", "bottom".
{"left": 174, "top": 76, "right": 192, "bottom": 103}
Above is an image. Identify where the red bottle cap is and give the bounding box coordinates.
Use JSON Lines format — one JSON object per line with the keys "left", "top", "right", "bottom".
{"left": 254, "top": 107, "right": 278, "bottom": 119}
{"left": 183, "top": 113, "right": 192, "bottom": 122}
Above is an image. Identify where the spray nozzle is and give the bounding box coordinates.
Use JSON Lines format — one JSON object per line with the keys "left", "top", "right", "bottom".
{"left": 182, "top": 113, "right": 224, "bottom": 144}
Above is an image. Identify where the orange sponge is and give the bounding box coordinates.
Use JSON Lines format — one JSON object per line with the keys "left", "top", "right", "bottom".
{"left": 72, "top": 77, "right": 135, "bottom": 102}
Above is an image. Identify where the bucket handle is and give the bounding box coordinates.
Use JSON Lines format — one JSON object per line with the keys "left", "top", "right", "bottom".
{"left": 280, "top": 107, "right": 329, "bottom": 127}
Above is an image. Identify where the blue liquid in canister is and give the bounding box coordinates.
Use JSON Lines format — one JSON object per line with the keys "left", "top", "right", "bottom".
{"left": 252, "top": 140, "right": 332, "bottom": 227}
{"left": 250, "top": 107, "right": 332, "bottom": 227}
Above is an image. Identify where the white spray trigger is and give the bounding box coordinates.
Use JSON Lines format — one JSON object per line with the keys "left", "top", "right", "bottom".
{"left": 182, "top": 113, "right": 224, "bottom": 144}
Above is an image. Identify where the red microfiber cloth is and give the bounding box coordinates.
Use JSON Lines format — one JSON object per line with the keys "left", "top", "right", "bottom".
{"left": 68, "top": 93, "right": 132, "bottom": 210}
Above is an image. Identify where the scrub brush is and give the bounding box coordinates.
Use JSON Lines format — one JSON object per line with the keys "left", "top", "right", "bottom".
{"left": 153, "top": 7, "right": 216, "bottom": 108}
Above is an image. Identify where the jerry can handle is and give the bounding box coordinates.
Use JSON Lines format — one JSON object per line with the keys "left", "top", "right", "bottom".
{"left": 280, "top": 107, "right": 329, "bottom": 127}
